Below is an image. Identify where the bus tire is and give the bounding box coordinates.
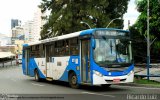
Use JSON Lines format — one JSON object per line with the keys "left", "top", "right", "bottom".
{"left": 34, "top": 69, "right": 41, "bottom": 82}
{"left": 69, "top": 72, "right": 79, "bottom": 89}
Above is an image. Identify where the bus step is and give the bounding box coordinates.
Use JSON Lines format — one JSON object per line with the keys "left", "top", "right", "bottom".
{"left": 81, "top": 82, "right": 91, "bottom": 85}
{"left": 46, "top": 77, "right": 53, "bottom": 81}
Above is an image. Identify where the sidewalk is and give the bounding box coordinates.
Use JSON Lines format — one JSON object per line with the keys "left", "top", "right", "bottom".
{"left": 122, "top": 66, "right": 160, "bottom": 88}
{"left": 134, "top": 67, "right": 160, "bottom": 82}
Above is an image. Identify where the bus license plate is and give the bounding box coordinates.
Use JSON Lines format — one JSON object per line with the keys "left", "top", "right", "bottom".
{"left": 113, "top": 78, "right": 120, "bottom": 83}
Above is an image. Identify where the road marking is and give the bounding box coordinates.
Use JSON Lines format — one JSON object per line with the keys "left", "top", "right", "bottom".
{"left": 31, "top": 83, "right": 45, "bottom": 87}
{"left": 116, "top": 85, "right": 160, "bottom": 90}
{"left": 81, "top": 92, "right": 115, "bottom": 98}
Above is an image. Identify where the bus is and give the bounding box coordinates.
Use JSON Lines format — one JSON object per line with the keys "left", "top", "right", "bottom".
{"left": 22, "top": 28, "right": 134, "bottom": 88}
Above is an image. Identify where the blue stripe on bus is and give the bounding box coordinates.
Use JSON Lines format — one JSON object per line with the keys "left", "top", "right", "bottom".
{"left": 80, "top": 29, "right": 94, "bottom": 36}
{"left": 29, "top": 58, "right": 46, "bottom": 78}
{"left": 59, "top": 56, "right": 81, "bottom": 83}
{"left": 22, "top": 57, "right": 46, "bottom": 79}
{"left": 23, "top": 44, "right": 29, "bottom": 47}
{"left": 79, "top": 28, "right": 129, "bottom": 36}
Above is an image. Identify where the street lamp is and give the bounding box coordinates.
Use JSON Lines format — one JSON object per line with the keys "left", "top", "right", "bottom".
{"left": 80, "top": 21, "right": 91, "bottom": 29}
{"left": 106, "top": 18, "right": 121, "bottom": 28}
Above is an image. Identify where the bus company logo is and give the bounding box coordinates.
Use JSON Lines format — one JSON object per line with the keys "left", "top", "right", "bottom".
{"left": 108, "top": 72, "right": 111, "bottom": 75}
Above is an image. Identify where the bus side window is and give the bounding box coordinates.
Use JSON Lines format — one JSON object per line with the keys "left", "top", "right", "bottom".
{"left": 30, "top": 45, "right": 40, "bottom": 58}
{"left": 30, "top": 46, "right": 35, "bottom": 57}
{"left": 70, "top": 38, "right": 79, "bottom": 55}
{"left": 64, "top": 39, "right": 69, "bottom": 56}
{"left": 51, "top": 43, "right": 55, "bottom": 57}
{"left": 39, "top": 44, "right": 45, "bottom": 58}
{"left": 35, "top": 45, "right": 40, "bottom": 58}
{"left": 55, "top": 41, "right": 63, "bottom": 56}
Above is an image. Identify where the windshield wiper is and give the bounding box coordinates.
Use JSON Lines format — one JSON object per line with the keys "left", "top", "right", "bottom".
{"left": 110, "top": 40, "right": 113, "bottom": 54}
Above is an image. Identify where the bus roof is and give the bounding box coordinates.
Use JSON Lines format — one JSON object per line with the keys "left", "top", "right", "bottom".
{"left": 23, "top": 28, "right": 129, "bottom": 47}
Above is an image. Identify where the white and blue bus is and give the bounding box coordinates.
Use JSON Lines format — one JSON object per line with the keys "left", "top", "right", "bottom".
{"left": 22, "top": 28, "right": 134, "bottom": 88}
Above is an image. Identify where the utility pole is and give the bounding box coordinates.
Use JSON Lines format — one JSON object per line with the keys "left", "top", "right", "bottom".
{"left": 147, "top": 0, "right": 150, "bottom": 80}
{"left": 128, "top": 20, "right": 130, "bottom": 30}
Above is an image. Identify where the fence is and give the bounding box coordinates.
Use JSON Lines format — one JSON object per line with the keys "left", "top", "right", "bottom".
{"left": 135, "top": 63, "right": 160, "bottom": 79}
{"left": 0, "top": 60, "right": 17, "bottom": 68}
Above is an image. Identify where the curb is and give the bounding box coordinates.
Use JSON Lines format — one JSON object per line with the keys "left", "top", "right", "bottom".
{"left": 118, "top": 83, "right": 160, "bottom": 88}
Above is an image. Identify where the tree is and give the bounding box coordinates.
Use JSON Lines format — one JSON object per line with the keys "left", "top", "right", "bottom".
{"left": 39, "top": 0, "right": 129, "bottom": 39}
{"left": 130, "top": 0, "right": 160, "bottom": 63}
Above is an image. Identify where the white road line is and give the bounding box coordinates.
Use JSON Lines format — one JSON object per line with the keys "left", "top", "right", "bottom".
{"left": 81, "top": 92, "right": 115, "bottom": 98}
{"left": 31, "top": 83, "right": 45, "bottom": 87}
{"left": 116, "top": 85, "right": 160, "bottom": 90}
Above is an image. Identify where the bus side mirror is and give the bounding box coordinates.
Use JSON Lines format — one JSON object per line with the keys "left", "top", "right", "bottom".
{"left": 92, "top": 39, "right": 96, "bottom": 49}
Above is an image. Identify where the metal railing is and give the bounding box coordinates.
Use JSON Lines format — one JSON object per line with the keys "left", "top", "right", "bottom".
{"left": 0, "top": 60, "right": 17, "bottom": 68}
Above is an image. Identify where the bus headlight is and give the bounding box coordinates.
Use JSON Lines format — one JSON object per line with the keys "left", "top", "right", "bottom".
{"left": 128, "top": 70, "right": 133, "bottom": 76}
{"left": 93, "top": 70, "right": 103, "bottom": 77}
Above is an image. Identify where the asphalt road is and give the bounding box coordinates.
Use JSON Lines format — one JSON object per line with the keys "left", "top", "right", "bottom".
{"left": 0, "top": 66, "right": 160, "bottom": 100}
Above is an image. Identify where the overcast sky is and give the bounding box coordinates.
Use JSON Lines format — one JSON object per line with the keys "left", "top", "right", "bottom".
{"left": 0, "top": 0, "right": 40, "bottom": 35}
{"left": 123, "top": 0, "right": 140, "bottom": 29}
{"left": 0, "top": 0, "right": 139, "bottom": 36}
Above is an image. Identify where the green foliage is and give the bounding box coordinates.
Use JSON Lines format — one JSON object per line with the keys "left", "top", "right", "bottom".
{"left": 134, "top": 78, "right": 160, "bottom": 86}
{"left": 39, "top": 0, "right": 129, "bottom": 39}
{"left": 130, "top": 0, "right": 160, "bottom": 63}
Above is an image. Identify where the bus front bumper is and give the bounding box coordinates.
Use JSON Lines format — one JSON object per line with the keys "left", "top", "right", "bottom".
{"left": 92, "top": 71, "right": 134, "bottom": 85}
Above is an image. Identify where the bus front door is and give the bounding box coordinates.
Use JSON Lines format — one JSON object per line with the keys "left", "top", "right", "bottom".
{"left": 81, "top": 39, "right": 91, "bottom": 83}
{"left": 25, "top": 49, "right": 29, "bottom": 75}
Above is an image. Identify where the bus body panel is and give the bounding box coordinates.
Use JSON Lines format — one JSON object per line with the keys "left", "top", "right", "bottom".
{"left": 22, "top": 58, "right": 26, "bottom": 75}
{"left": 59, "top": 56, "right": 80, "bottom": 83}
{"left": 45, "top": 56, "right": 69, "bottom": 80}
{"left": 22, "top": 55, "right": 81, "bottom": 83}
{"left": 22, "top": 56, "right": 46, "bottom": 79}
{"left": 34, "top": 58, "right": 46, "bottom": 77}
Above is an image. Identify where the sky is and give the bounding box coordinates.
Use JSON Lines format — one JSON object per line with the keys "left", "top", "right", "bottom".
{"left": 0, "top": 0, "right": 40, "bottom": 36}
{"left": 123, "top": 0, "right": 140, "bottom": 29}
{"left": 0, "top": 0, "right": 139, "bottom": 36}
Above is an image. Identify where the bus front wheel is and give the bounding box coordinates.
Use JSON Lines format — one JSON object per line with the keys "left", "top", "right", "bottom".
{"left": 34, "top": 69, "right": 41, "bottom": 82}
{"left": 69, "top": 72, "right": 79, "bottom": 89}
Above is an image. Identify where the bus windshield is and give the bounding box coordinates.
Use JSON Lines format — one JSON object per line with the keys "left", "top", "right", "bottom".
{"left": 93, "top": 30, "right": 132, "bottom": 67}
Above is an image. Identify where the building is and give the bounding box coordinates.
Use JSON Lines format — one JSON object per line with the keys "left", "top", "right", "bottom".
{"left": 14, "top": 40, "right": 24, "bottom": 54}
{"left": 11, "top": 19, "right": 21, "bottom": 29}
{"left": 0, "top": 45, "right": 16, "bottom": 54}
{"left": 11, "top": 26, "right": 24, "bottom": 44}
{"left": 32, "top": 8, "right": 45, "bottom": 41}
{"left": 23, "top": 20, "right": 34, "bottom": 42}
{"left": 0, "top": 33, "right": 11, "bottom": 46}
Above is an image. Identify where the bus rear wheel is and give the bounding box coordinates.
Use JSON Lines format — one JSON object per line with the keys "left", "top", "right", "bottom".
{"left": 34, "top": 69, "right": 41, "bottom": 82}
{"left": 69, "top": 72, "right": 79, "bottom": 89}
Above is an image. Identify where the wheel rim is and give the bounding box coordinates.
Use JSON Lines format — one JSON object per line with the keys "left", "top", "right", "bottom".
{"left": 71, "top": 76, "right": 77, "bottom": 85}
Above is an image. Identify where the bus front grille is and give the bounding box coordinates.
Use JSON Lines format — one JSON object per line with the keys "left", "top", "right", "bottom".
{"left": 105, "top": 67, "right": 128, "bottom": 72}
